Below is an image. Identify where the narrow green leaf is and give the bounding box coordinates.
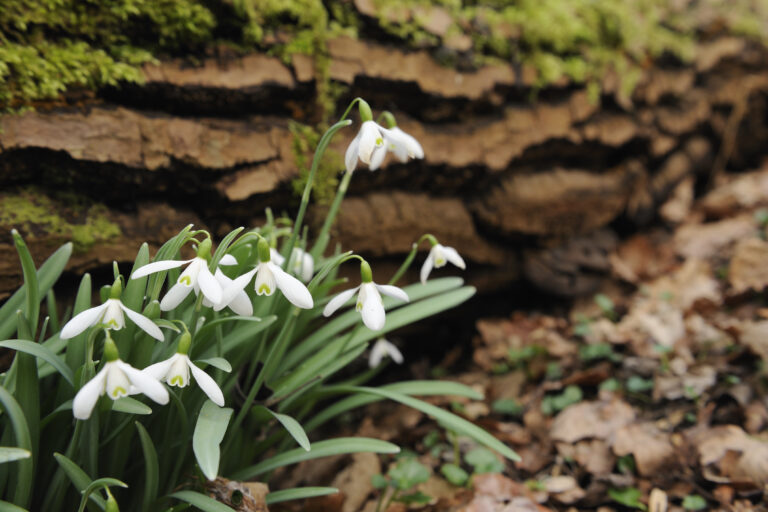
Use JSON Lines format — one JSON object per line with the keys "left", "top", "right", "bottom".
{"left": 169, "top": 491, "right": 235, "bottom": 512}
{"left": 111, "top": 397, "right": 152, "bottom": 415}
{"left": 64, "top": 273, "right": 92, "bottom": 373}
{"left": 232, "top": 437, "right": 400, "bottom": 480}
{"left": 0, "top": 499, "right": 28, "bottom": 511}
{"left": 0, "top": 340, "right": 74, "bottom": 386}
{"left": 339, "top": 387, "right": 520, "bottom": 462}
{"left": 195, "top": 316, "right": 263, "bottom": 340}
{"left": 77, "top": 478, "right": 127, "bottom": 512}
{"left": 0, "top": 386, "right": 33, "bottom": 507}
{"left": 210, "top": 227, "right": 244, "bottom": 268}
{"left": 135, "top": 422, "right": 159, "bottom": 511}
{"left": 193, "top": 400, "right": 233, "bottom": 480}
{"left": 11, "top": 230, "right": 39, "bottom": 334}
{"left": 12, "top": 313, "right": 39, "bottom": 465}
{"left": 257, "top": 407, "right": 310, "bottom": 451}
{"left": 195, "top": 358, "right": 232, "bottom": 373}
{"left": 265, "top": 487, "right": 338, "bottom": 505}
{"left": 303, "top": 380, "right": 483, "bottom": 431}
{"left": 147, "top": 225, "right": 195, "bottom": 302}
{"left": 0, "top": 242, "right": 72, "bottom": 340}
{"left": 0, "top": 448, "right": 30, "bottom": 464}
{"left": 53, "top": 452, "right": 106, "bottom": 509}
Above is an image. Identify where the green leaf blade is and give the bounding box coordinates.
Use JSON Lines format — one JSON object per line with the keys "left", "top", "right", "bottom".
{"left": 193, "top": 400, "right": 233, "bottom": 481}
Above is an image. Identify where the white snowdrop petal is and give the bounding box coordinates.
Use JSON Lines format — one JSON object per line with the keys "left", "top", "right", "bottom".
{"left": 386, "top": 342, "right": 404, "bottom": 364}
{"left": 361, "top": 292, "right": 386, "bottom": 331}
{"left": 358, "top": 121, "right": 381, "bottom": 164}
{"left": 270, "top": 249, "right": 286, "bottom": 267}
{"left": 60, "top": 302, "right": 109, "bottom": 339}
{"left": 218, "top": 254, "right": 237, "bottom": 266}
{"left": 118, "top": 361, "right": 169, "bottom": 405}
{"left": 323, "top": 287, "right": 359, "bottom": 317}
{"left": 300, "top": 254, "right": 314, "bottom": 283}
{"left": 442, "top": 246, "right": 466, "bottom": 269}
{"left": 369, "top": 343, "right": 386, "bottom": 368}
{"left": 374, "top": 284, "right": 409, "bottom": 303}
{"left": 160, "top": 282, "right": 193, "bottom": 311}
{"left": 345, "top": 133, "right": 361, "bottom": 173}
{"left": 198, "top": 264, "right": 223, "bottom": 305}
{"left": 130, "top": 259, "right": 190, "bottom": 279}
{"left": 72, "top": 366, "right": 108, "bottom": 420}
{"left": 368, "top": 145, "right": 387, "bottom": 171}
{"left": 216, "top": 268, "right": 257, "bottom": 311}
{"left": 228, "top": 291, "right": 253, "bottom": 316}
{"left": 120, "top": 304, "right": 164, "bottom": 341}
{"left": 272, "top": 264, "right": 314, "bottom": 309}
{"left": 189, "top": 361, "right": 225, "bottom": 407}
{"left": 420, "top": 255, "right": 434, "bottom": 285}
{"left": 142, "top": 356, "right": 176, "bottom": 381}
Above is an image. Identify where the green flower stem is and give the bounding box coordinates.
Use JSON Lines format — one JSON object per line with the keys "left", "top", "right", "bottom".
{"left": 282, "top": 118, "right": 352, "bottom": 270}
{"left": 311, "top": 168, "right": 352, "bottom": 260}
{"left": 388, "top": 234, "right": 434, "bottom": 285}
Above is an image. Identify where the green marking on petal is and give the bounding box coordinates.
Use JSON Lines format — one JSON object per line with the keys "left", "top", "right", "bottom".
{"left": 376, "top": 137, "right": 383, "bottom": 145}
{"left": 170, "top": 375, "right": 185, "bottom": 387}
{"left": 106, "top": 319, "right": 118, "bottom": 328}
{"left": 179, "top": 275, "right": 192, "bottom": 286}
{"left": 356, "top": 301, "right": 363, "bottom": 312}
{"left": 110, "top": 386, "right": 127, "bottom": 398}
{"left": 258, "top": 284, "right": 271, "bottom": 295}
{"left": 436, "top": 258, "right": 445, "bottom": 265}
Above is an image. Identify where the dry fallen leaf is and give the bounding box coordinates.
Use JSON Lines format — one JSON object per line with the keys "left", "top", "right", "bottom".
{"left": 330, "top": 452, "right": 380, "bottom": 512}
{"left": 654, "top": 365, "right": 717, "bottom": 401}
{"left": 550, "top": 399, "right": 635, "bottom": 444}
{"left": 693, "top": 425, "right": 768, "bottom": 488}
{"left": 612, "top": 423, "right": 676, "bottom": 476}
{"left": 674, "top": 215, "right": 755, "bottom": 260}
{"left": 729, "top": 237, "right": 768, "bottom": 293}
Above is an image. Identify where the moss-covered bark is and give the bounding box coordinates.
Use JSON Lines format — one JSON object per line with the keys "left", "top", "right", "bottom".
{"left": 2, "top": 0, "right": 766, "bottom": 111}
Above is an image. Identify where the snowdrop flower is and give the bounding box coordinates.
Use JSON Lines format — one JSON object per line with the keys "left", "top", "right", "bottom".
{"left": 270, "top": 247, "right": 314, "bottom": 282}
{"left": 202, "top": 268, "right": 252, "bottom": 316}
{"left": 380, "top": 111, "right": 424, "bottom": 163}
{"left": 61, "top": 278, "right": 163, "bottom": 341}
{"left": 345, "top": 120, "right": 389, "bottom": 173}
{"left": 218, "top": 237, "right": 313, "bottom": 310}
{"left": 131, "top": 238, "right": 235, "bottom": 311}
{"left": 421, "top": 240, "right": 466, "bottom": 284}
{"left": 143, "top": 332, "right": 225, "bottom": 406}
{"left": 369, "top": 338, "right": 403, "bottom": 368}
{"left": 323, "top": 260, "right": 408, "bottom": 331}
{"left": 73, "top": 336, "right": 168, "bottom": 420}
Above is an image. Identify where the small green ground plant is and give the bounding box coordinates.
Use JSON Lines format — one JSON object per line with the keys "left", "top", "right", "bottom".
{"left": 0, "top": 98, "right": 517, "bottom": 510}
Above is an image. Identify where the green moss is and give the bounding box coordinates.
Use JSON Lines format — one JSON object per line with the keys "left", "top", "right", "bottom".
{"left": 0, "top": 189, "right": 121, "bottom": 252}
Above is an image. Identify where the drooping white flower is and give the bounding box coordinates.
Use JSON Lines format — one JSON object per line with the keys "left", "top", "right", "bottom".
{"left": 61, "top": 296, "right": 164, "bottom": 341}
{"left": 73, "top": 338, "right": 168, "bottom": 420}
{"left": 420, "top": 243, "right": 466, "bottom": 284}
{"left": 369, "top": 338, "right": 403, "bottom": 368}
{"left": 143, "top": 353, "right": 224, "bottom": 407}
{"left": 217, "top": 238, "right": 313, "bottom": 310}
{"left": 130, "top": 238, "right": 236, "bottom": 311}
{"left": 385, "top": 126, "right": 424, "bottom": 163}
{"left": 202, "top": 268, "right": 252, "bottom": 316}
{"left": 323, "top": 261, "right": 408, "bottom": 331}
{"left": 289, "top": 247, "right": 314, "bottom": 283}
{"left": 270, "top": 247, "right": 314, "bottom": 282}
{"left": 345, "top": 120, "right": 389, "bottom": 173}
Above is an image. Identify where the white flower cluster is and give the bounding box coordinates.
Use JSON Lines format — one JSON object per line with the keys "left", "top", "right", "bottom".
{"left": 60, "top": 102, "right": 467, "bottom": 421}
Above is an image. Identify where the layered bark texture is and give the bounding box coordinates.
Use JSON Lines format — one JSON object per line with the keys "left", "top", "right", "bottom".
{"left": 2, "top": 33, "right": 768, "bottom": 297}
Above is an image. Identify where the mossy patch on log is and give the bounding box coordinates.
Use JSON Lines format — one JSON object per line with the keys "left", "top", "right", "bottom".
{"left": 0, "top": 188, "right": 121, "bottom": 252}
{"left": 3, "top": 0, "right": 767, "bottom": 111}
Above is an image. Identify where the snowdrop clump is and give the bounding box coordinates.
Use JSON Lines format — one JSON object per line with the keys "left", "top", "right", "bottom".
{"left": 0, "top": 99, "right": 511, "bottom": 512}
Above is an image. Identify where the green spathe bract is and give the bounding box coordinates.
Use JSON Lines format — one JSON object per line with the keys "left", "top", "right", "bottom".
{"left": 0, "top": 97, "right": 509, "bottom": 511}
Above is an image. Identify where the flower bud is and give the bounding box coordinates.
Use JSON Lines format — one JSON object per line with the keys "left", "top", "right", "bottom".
{"left": 257, "top": 237, "right": 271, "bottom": 262}
{"left": 358, "top": 99, "right": 373, "bottom": 122}
{"left": 197, "top": 237, "right": 212, "bottom": 260}
{"left": 109, "top": 277, "right": 122, "bottom": 299}
{"left": 360, "top": 260, "right": 373, "bottom": 283}
{"left": 177, "top": 331, "right": 192, "bottom": 355}
{"left": 381, "top": 111, "right": 397, "bottom": 129}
